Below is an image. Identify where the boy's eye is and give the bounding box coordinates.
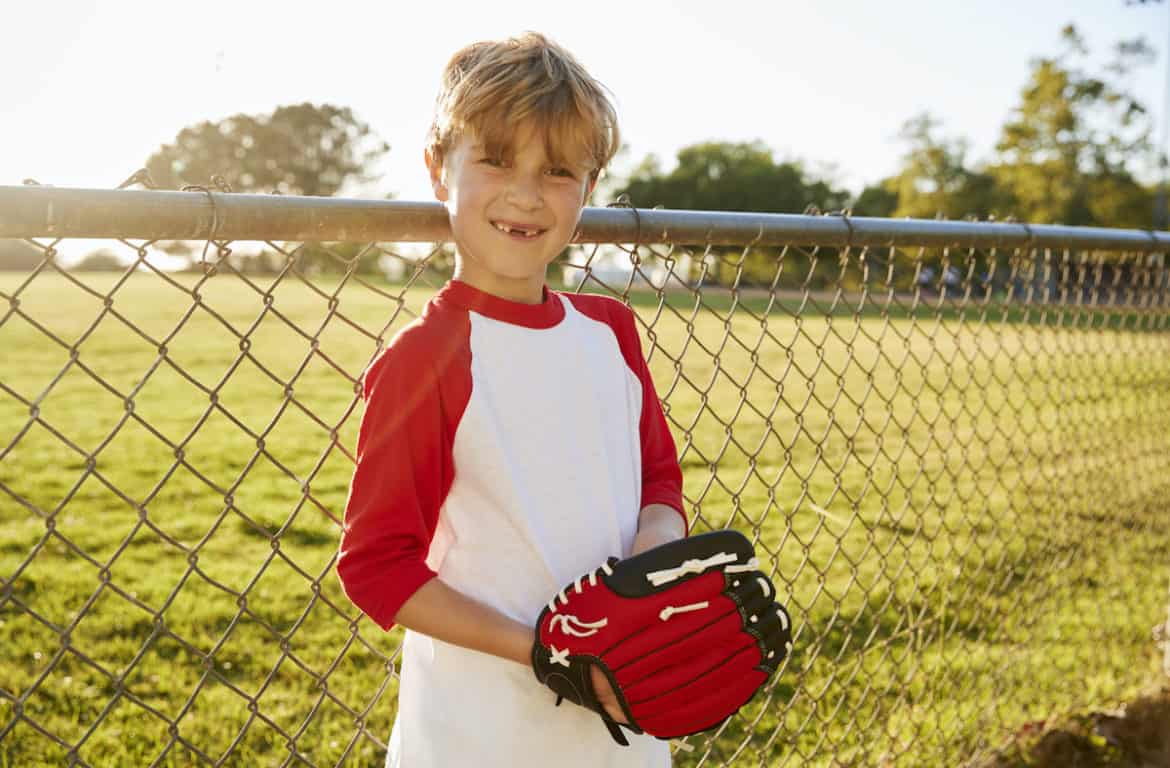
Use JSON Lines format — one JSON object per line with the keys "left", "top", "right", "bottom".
{"left": 479, "top": 156, "right": 506, "bottom": 167}
{"left": 548, "top": 167, "right": 576, "bottom": 179}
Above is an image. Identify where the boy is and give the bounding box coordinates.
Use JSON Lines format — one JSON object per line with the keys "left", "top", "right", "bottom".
{"left": 337, "top": 32, "right": 687, "bottom": 767}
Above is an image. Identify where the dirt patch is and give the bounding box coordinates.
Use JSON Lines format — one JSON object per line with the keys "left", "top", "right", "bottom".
{"left": 975, "top": 686, "right": 1170, "bottom": 768}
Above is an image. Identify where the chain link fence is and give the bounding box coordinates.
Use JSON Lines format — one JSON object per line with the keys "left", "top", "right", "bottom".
{"left": 1, "top": 183, "right": 1168, "bottom": 767}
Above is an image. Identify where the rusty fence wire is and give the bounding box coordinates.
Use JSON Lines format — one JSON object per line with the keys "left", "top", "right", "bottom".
{"left": 1, "top": 184, "right": 1169, "bottom": 767}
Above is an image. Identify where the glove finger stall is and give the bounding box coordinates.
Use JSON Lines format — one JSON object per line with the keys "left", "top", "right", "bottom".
{"left": 624, "top": 631, "right": 757, "bottom": 707}
{"left": 612, "top": 610, "right": 746, "bottom": 689}
{"left": 725, "top": 570, "right": 793, "bottom": 670}
{"left": 602, "top": 589, "right": 747, "bottom": 671}
{"left": 629, "top": 642, "right": 769, "bottom": 737}
{"left": 749, "top": 602, "right": 793, "bottom": 674}
{"left": 636, "top": 665, "right": 769, "bottom": 739}
{"left": 726, "top": 569, "right": 777, "bottom": 608}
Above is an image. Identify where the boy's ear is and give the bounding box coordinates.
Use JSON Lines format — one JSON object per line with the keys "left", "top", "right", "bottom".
{"left": 584, "top": 172, "right": 599, "bottom": 204}
{"left": 424, "top": 146, "right": 448, "bottom": 202}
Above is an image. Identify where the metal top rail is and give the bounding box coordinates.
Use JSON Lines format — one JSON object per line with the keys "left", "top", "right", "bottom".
{"left": 2, "top": 185, "right": 1168, "bottom": 251}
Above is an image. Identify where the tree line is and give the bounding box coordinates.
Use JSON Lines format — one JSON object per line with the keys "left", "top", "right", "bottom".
{"left": 4, "top": 23, "right": 1162, "bottom": 286}
{"left": 617, "top": 25, "right": 1156, "bottom": 228}
{"left": 605, "top": 26, "right": 1160, "bottom": 290}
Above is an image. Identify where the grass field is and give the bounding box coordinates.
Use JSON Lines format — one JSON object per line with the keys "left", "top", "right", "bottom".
{"left": 1, "top": 262, "right": 1168, "bottom": 767}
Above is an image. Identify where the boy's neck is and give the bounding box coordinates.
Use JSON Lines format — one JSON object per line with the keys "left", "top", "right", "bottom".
{"left": 452, "top": 263, "right": 547, "bottom": 305}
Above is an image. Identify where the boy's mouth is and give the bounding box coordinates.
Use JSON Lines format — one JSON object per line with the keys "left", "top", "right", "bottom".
{"left": 492, "top": 220, "right": 546, "bottom": 240}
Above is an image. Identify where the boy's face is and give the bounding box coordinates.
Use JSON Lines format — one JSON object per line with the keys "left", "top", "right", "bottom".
{"left": 426, "top": 122, "right": 596, "bottom": 303}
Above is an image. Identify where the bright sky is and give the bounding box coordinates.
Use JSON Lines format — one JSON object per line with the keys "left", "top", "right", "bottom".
{"left": 2, "top": 0, "right": 1167, "bottom": 204}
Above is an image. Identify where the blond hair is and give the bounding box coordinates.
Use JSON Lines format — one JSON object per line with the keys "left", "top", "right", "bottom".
{"left": 428, "top": 32, "right": 620, "bottom": 179}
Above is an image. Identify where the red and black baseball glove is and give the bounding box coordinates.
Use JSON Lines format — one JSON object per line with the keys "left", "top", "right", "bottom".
{"left": 531, "top": 530, "right": 792, "bottom": 745}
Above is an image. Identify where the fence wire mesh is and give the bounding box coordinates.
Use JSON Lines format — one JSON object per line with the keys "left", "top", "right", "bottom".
{"left": 1, "top": 185, "right": 1168, "bottom": 767}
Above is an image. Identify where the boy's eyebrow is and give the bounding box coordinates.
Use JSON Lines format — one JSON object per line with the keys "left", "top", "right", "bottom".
{"left": 468, "top": 143, "right": 589, "bottom": 168}
{"left": 471, "top": 142, "right": 508, "bottom": 155}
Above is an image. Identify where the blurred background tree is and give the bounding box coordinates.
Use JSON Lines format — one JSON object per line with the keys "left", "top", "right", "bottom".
{"left": 118, "top": 22, "right": 1158, "bottom": 286}
{"left": 619, "top": 141, "right": 849, "bottom": 214}
{"left": 0, "top": 239, "right": 45, "bottom": 272}
{"left": 73, "top": 249, "right": 128, "bottom": 272}
{"left": 619, "top": 25, "right": 1156, "bottom": 231}
{"left": 145, "top": 102, "right": 388, "bottom": 196}
{"left": 617, "top": 141, "right": 850, "bottom": 287}
{"left": 854, "top": 25, "right": 1155, "bottom": 227}
{"left": 988, "top": 25, "right": 1155, "bottom": 227}
{"left": 145, "top": 103, "right": 390, "bottom": 275}
{"left": 885, "top": 115, "right": 1004, "bottom": 221}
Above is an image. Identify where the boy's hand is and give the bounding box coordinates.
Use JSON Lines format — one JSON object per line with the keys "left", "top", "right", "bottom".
{"left": 589, "top": 665, "right": 629, "bottom": 725}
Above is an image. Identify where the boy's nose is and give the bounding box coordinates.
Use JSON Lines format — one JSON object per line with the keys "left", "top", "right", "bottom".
{"left": 505, "top": 176, "right": 544, "bottom": 210}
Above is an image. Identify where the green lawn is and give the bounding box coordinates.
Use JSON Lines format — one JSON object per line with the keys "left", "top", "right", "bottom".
{"left": 1, "top": 262, "right": 1168, "bottom": 767}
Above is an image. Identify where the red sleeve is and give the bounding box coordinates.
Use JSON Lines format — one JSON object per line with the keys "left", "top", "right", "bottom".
{"left": 621, "top": 305, "right": 688, "bottom": 534}
{"left": 336, "top": 316, "right": 471, "bottom": 630}
{"left": 564, "top": 294, "right": 687, "bottom": 534}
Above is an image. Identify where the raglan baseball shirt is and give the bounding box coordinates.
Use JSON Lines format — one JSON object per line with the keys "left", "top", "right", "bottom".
{"left": 337, "top": 279, "right": 687, "bottom": 768}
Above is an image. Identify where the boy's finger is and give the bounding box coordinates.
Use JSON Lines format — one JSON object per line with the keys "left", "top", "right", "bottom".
{"left": 590, "top": 665, "right": 629, "bottom": 724}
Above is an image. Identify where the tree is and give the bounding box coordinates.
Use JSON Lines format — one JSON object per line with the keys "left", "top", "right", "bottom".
{"left": 887, "top": 114, "right": 1004, "bottom": 221}
{"left": 852, "top": 181, "right": 898, "bottom": 218}
{"left": 989, "top": 25, "right": 1155, "bottom": 227}
{"left": 617, "top": 142, "right": 851, "bottom": 288}
{"left": 0, "top": 240, "right": 45, "bottom": 272}
{"left": 72, "top": 249, "right": 127, "bottom": 272}
{"left": 619, "top": 141, "right": 849, "bottom": 214}
{"left": 145, "top": 103, "right": 389, "bottom": 196}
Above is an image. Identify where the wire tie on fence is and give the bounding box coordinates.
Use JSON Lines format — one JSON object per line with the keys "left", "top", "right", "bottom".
{"left": 1019, "top": 220, "right": 1040, "bottom": 291}
{"left": 116, "top": 168, "right": 159, "bottom": 190}
{"left": 747, "top": 221, "right": 765, "bottom": 251}
{"left": 182, "top": 176, "right": 233, "bottom": 266}
{"left": 829, "top": 208, "right": 856, "bottom": 249}
{"left": 607, "top": 193, "right": 643, "bottom": 250}
{"left": 804, "top": 204, "right": 856, "bottom": 249}
{"left": 1143, "top": 224, "right": 1162, "bottom": 264}
{"left": 1004, "top": 215, "right": 1035, "bottom": 253}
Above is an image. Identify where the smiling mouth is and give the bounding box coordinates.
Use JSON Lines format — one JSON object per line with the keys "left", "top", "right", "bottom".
{"left": 492, "top": 221, "right": 546, "bottom": 239}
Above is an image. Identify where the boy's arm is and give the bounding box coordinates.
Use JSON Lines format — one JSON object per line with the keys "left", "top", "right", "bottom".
{"left": 394, "top": 579, "right": 534, "bottom": 665}
{"left": 337, "top": 324, "right": 470, "bottom": 632}
{"left": 395, "top": 504, "right": 687, "bottom": 667}
{"left": 397, "top": 503, "right": 686, "bottom": 664}
{"left": 392, "top": 507, "right": 684, "bottom": 677}
{"left": 631, "top": 503, "right": 688, "bottom": 556}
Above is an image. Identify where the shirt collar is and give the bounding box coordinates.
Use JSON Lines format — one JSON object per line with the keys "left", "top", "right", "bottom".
{"left": 438, "top": 279, "right": 565, "bottom": 329}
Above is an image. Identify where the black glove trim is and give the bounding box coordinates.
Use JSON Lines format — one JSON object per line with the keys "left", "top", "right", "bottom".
{"left": 604, "top": 531, "right": 755, "bottom": 598}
